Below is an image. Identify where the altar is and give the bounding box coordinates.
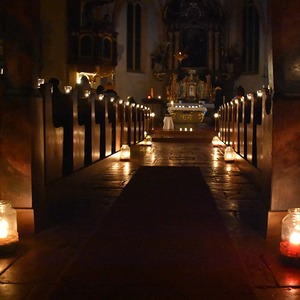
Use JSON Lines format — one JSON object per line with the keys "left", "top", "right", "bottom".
{"left": 167, "top": 102, "right": 207, "bottom": 131}
{"left": 149, "top": 0, "right": 224, "bottom": 131}
{"left": 164, "top": 68, "right": 211, "bottom": 131}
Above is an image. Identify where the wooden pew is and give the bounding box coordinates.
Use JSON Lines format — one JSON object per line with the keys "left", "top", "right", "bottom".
{"left": 71, "top": 90, "right": 85, "bottom": 171}
{"left": 41, "top": 83, "right": 64, "bottom": 184}
{"left": 105, "top": 98, "right": 113, "bottom": 157}
{"left": 91, "top": 93, "right": 101, "bottom": 162}
{"left": 114, "top": 100, "right": 122, "bottom": 152}
{"left": 132, "top": 104, "right": 138, "bottom": 144}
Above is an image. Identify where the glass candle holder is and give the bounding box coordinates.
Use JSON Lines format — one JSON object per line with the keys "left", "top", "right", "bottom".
{"left": 120, "top": 144, "right": 130, "bottom": 161}
{"left": 224, "top": 146, "right": 235, "bottom": 162}
{"left": 280, "top": 208, "right": 300, "bottom": 260}
{"left": 0, "top": 200, "right": 19, "bottom": 252}
{"left": 212, "top": 136, "right": 220, "bottom": 147}
{"left": 145, "top": 135, "right": 152, "bottom": 146}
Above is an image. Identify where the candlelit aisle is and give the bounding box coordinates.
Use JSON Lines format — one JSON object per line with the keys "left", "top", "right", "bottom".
{"left": 49, "top": 166, "right": 255, "bottom": 299}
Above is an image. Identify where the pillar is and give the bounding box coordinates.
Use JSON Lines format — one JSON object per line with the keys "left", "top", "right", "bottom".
{"left": 174, "top": 31, "right": 180, "bottom": 69}
{"left": 168, "top": 32, "right": 173, "bottom": 70}
{"left": 208, "top": 30, "right": 213, "bottom": 70}
{"left": 214, "top": 31, "right": 220, "bottom": 70}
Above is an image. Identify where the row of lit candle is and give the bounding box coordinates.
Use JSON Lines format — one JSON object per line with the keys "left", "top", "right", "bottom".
{"left": 174, "top": 105, "right": 201, "bottom": 108}
{"left": 1, "top": 130, "right": 300, "bottom": 264}
{"left": 212, "top": 136, "right": 235, "bottom": 162}
{"left": 179, "top": 128, "right": 193, "bottom": 132}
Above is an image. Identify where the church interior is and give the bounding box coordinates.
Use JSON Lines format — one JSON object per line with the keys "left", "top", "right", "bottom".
{"left": 1, "top": 0, "right": 300, "bottom": 298}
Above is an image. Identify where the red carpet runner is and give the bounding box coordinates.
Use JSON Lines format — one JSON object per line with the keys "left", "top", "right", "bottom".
{"left": 50, "top": 166, "right": 255, "bottom": 299}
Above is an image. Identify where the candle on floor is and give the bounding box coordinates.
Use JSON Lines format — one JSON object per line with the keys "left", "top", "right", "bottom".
{"left": 280, "top": 208, "right": 300, "bottom": 259}
{"left": 120, "top": 144, "right": 131, "bottom": 161}
{"left": 0, "top": 201, "right": 19, "bottom": 251}
{"left": 224, "top": 146, "right": 235, "bottom": 162}
{"left": 212, "top": 136, "right": 220, "bottom": 147}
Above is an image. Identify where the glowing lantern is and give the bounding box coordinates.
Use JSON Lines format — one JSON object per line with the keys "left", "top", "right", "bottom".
{"left": 212, "top": 136, "right": 220, "bottom": 147}
{"left": 0, "top": 201, "right": 19, "bottom": 251}
{"left": 280, "top": 208, "right": 300, "bottom": 260}
{"left": 120, "top": 144, "right": 131, "bottom": 161}
{"left": 37, "top": 78, "right": 45, "bottom": 88}
{"left": 144, "top": 134, "right": 152, "bottom": 146}
{"left": 214, "top": 113, "right": 219, "bottom": 131}
{"left": 84, "top": 90, "right": 90, "bottom": 98}
{"left": 224, "top": 146, "right": 235, "bottom": 162}
{"left": 257, "top": 90, "right": 263, "bottom": 97}
{"left": 64, "top": 86, "right": 72, "bottom": 94}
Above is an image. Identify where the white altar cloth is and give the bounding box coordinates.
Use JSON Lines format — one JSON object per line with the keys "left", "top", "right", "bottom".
{"left": 163, "top": 115, "right": 174, "bottom": 130}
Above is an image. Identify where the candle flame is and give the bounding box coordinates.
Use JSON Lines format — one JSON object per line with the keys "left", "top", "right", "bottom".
{"left": 0, "top": 219, "right": 8, "bottom": 238}
{"left": 290, "top": 231, "right": 300, "bottom": 245}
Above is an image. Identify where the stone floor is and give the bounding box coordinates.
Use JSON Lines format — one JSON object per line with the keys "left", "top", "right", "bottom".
{"left": 0, "top": 127, "right": 300, "bottom": 299}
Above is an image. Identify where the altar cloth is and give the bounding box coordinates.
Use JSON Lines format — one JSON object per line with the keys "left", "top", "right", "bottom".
{"left": 163, "top": 115, "right": 174, "bottom": 130}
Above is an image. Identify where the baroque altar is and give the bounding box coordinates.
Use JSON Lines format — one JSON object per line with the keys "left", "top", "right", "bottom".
{"left": 151, "top": 0, "right": 225, "bottom": 130}
{"left": 167, "top": 69, "right": 212, "bottom": 103}
{"left": 166, "top": 69, "right": 210, "bottom": 130}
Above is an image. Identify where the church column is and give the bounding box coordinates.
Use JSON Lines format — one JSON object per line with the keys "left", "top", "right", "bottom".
{"left": 174, "top": 31, "right": 180, "bottom": 69}
{"left": 214, "top": 31, "right": 220, "bottom": 70}
{"left": 168, "top": 31, "right": 173, "bottom": 70}
{"left": 208, "top": 29, "right": 214, "bottom": 70}
{"left": 0, "top": 0, "right": 45, "bottom": 234}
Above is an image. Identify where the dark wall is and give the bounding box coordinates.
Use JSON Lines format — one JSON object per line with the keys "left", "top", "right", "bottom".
{"left": 271, "top": 0, "right": 300, "bottom": 97}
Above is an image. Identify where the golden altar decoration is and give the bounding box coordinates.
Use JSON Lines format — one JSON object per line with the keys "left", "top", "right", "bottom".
{"left": 167, "top": 69, "right": 212, "bottom": 103}
{"left": 167, "top": 103, "right": 207, "bottom": 124}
